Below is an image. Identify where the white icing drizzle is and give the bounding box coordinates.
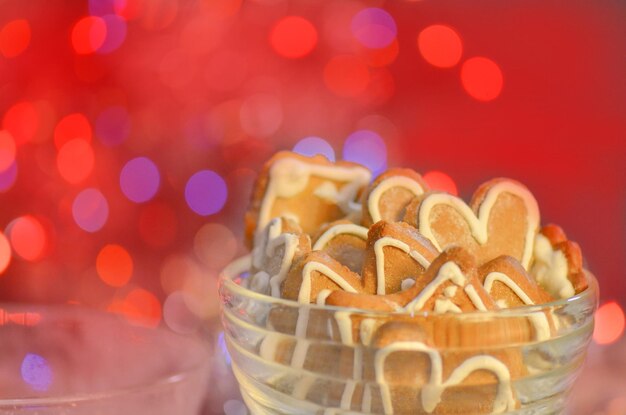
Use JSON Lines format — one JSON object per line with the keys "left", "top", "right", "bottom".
{"left": 483, "top": 272, "right": 551, "bottom": 340}
{"left": 298, "top": 262, "right": 359, "bottom": 303}
{"left": 292, "top": 375, "right": 315, "bottom": 400}
{"left": 375, "top": 341, "right": 515, "bottom": 414}
{"left": 443, "top": 285, "right": 457, "bottom": 298}
{"left": 434, "top": 298, "right": 462, "bottom": 313}
{"left": 359, "top": 318, "right": 377, "bottom": 346}
{"left": 249, "top": 271, "right": 270, "bottom": 294}
{"left": 290, "top": 308, "right": 311, "bottom": 369}
{"left": 258, "top": 157, "right": 371, "bottom": 232}
{"left": 463, "top": 285, "right": 488, "bottom": 311}
{"left": 401, "top": 278, "right": 416, "bottom": 291}
{"left": 484, "top": 272, "right": 535, "bottom": 305}
{"left": 531, "top": 233, "right": 574, "bottom": 299}
{"left": 374, "top": 237, "right": 431, "bottom": 295}
{"left": 334, "top": 311, "right": 354, "bottom": 346}
{"left": 417, "top": 181, "right": 540, "bottom": 269}
{"left": 316, "top": 289, "right": 333, "bottom": 305}
{"left": 313, "top": 223, "right": 368, "bottom": 250}
{"left": 252, "top": 218, "right": 300, "bottom": 297}
{"left": 404, "top": 262, "right": 467, "bottom": 312}
{"left": 368, "top": 176, "right": 425, "bottom": 223}
{"left": 313, "top": 181, "right": 339, "bottom": 202}
{"left": 361, "top": 383, "right": 372, "bottom": 412}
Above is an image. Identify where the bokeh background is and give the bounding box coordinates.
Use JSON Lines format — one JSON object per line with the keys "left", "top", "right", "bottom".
{"left": 0, "top": 0, "right": 624, "bottom": 413}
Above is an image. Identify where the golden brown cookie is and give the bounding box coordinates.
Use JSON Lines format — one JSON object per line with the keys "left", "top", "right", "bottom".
{"left": 479, "top": 256, "right": 554, "bottom": 308}
{"left": 360, "top": 168, "right": 429, "bottom": 227}
{"left": 360, "top": 221, "right": 440, "bottom": 296}
{"left": 367, "top": 320, "right": 523, "bottom": 415}
{"left": 326, "top": 247, "right": 497, "bottom": 314}
{"left": 531, "top": 224, "right": 588, "bottom": 298}
{"left": 404, "top": 178, "right": 540, "bottom": 269}
{"left": 312, "top": 219, "right": 368, "bottom": 273}
{"left": 249, "top": 217, "right": 312, "bottom": 297}
{"left": 244, "top": 151, "right": 371, "bottom": 245}
{"left": 281, "top": 251, "right": 370, "bottom": 303}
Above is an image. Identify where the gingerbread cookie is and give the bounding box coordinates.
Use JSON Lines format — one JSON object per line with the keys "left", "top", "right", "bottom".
{"left": 281, "top": 251, "right": 370, "bottom": 303}
{"left": 367, "top": 320, "right": 522, "bottom": 415}
{"left": 244, "top": 151, "right": 371, "bottom": 245}
{"left": 361, "top": 220, "right": 440, "bottom": 295}
{"left": 326, "top": 247, "right": 497, "bottom": 315}
{"left": 360, "top": 168, "right": 429, "bottom": 227}
{"left": 312, "top": 219, "right": 368, "bottom": 273}
{"left": 249, "top": 217, "right": 312, "bottom": 297}
{"left": 479, "top": 256, "right": 554, "bottom": 309}
{"left": 404, "top": 178, "right": 540, "bottom": 269}
{"left": 531, "top": 224, "right": 587, "bottom": 299}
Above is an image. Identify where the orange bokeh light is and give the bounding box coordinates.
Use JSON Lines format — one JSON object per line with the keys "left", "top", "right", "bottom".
{"left": 9, "top": 216, "right": 47, "bottom": 262}
{"left": 54, "top": 113, "right": 92, "bottom": 150}
{"left": 0, "top": 130, "right": 16, "bottom": 172}
{"left": 423, "top": 170, "right": 459, "bottom": 196}
{"left": 0, "top": 19, "right": 31, "bottom": 58}
{"left": 71, "top": 16, "right": 107, "bottom": 55}
{"left": 270, "top": 16, "right": 318, "bottom": 59}
{"left": 56, "top": 139, "right": 95, "bottom": 184}
{"left": 417, "top": 24, "right": 463, "bottom": 69}
{"left": 324, "top": 55, "right": 370, "bottom": 98}
{"left": 109, "top": 288, "right": 162, "bottom": 328}
{"left": 360, "top": 38, "right": 399, "bottom": 68}
{"left": 461, "top": 57, "right": 504, "bottom": 102}
{"left": 2, "top": 101, "right": 39, "bottom": 145}
{"left": 96, "top": 244, "right": 133, "bottom": 287}
{"left": 0, "top": 231, "right": 11, "bottom": 275}
{"left": 594, "top": 301, "right": 625, "bottom": 345}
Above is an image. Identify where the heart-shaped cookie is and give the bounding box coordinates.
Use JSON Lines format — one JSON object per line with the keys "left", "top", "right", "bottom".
{"left": 312, "top": 219, "right": 369, "bottom": 274}
{"left": 361, "top": 221, "right": 439, "bottom": 295}
{"left": 403, "top": 178, "right": 540, "bottom": 269}
{"left": 245, "top": 151, "right": 371, "bottom": 245}
{"left": 360, "top": 168, "right": 429, "bottom": 227}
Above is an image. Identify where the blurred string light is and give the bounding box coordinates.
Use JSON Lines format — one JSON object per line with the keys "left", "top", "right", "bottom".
{"left": 71, "top": 16, "right": 107, "bottom": 55}
{"left": 72, "top": 188, "right": 109, "bottom": 232}
{"left": 351, "top": 8, "right": 397, "bottom": 49}
{"left": 270, "top": 16, "right": 318, "bottom": 59}
{"left": 120, "top": 157, "right": 160, "bottom": 203}
{"left": 138, "top": 202, "right": 177, "bottom": 248}
{"left": 418, "top": 24, "right": 463, "bottom": 68}
{"left": 163, "top": 291, "right": 201, "bottom": 334}
{"left": 594, "top": 301, "right": 625, "bottom": 345}
{"left": 0, "top": 131, "right": 16, "bottom": 172}
{"left": 0, "top": 162, "right": 18, "bottom": 192}
{"left": 293, "top": 136, "right": 335, "bottom": 161}
{"left": 185, "top": 170, "right": 227, "bottom": 216}
{"left": 8, "top": 216, "right": 47, "bottom": 262}
{"left": 0, "top": 232, "right": 11, "bottom": 274}
{"left": 56, "top": 139, "right": 95, "bottom": 184}
{"left": 109, "top": 287, "right": 162, "bottom": 328}
{"left": 54, "top": 113, "right": 92, "bottom": 150}
{"left": 96, "top": 244, "right": 133, "bottom": 287}
{"left": 95, "top": 106, "right": 131, "bottom": 146}
{"left": 0, "top": 19, "right": 30, "bottom": 58}
{"left": 342, "top": 130, "right": 387, "bottom": 175}
{"left": 324, "top": 55, "right": 370, "bottom": 98}
{"left": 21, "top": 353, "right": 52, "bottom": 392}
{"left": 423, "top": 170, "right": 459, "bottom": 196}
{"left": 2, "top": 101, "right": 39, "bottom": 145}
{"left": 97, "top": 15, "right": 127, "bottom": 54}
{"left": 461, "top": 57, "right": 503, "bottom": 101}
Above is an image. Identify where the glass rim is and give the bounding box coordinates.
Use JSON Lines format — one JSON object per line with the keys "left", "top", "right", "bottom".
{"left": 219, "top": 255, "right": 599, "bottom": 318}
{"left": 0, "top": 302, "right": 209, "bottom": 407}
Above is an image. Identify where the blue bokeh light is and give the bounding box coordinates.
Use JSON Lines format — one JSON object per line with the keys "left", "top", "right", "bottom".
{"left": 293, "top": 136, "right": 336, "bottom": 161}
{"left": 21, "top": 353, "right": 53, "bottom": 392}
{"left": 185, "top": 170, "right": 228, "bottom": 216}
{"left": 342, "top": 130, "right": 387, "bottom": 176}
{"left": 120, "top": 157, "right": 160, "bottom": 203}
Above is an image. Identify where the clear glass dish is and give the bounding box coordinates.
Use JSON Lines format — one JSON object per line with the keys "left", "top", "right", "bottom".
{"left": 219, "top": 256, "right": 598, "bottom": 415}
{"left": 0, "top": 303, "right": 211, "bottom": 414}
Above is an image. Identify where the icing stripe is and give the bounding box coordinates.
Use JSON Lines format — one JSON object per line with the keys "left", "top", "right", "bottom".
{"left": 374, "top": 236, "right": 432, "bottom": 295}
{"left": 368, "top": 176, "right": 425, "bottom": 223}
{"left": 298, "top": 262, "right": 360, "bottom": 303}
{"left": 313, "top": 223, "right": 368, "bottom": 250}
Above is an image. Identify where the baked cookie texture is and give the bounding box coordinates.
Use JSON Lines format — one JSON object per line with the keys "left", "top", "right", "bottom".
{"left": 240, "top": 151, "right": 589, "bottom": 414}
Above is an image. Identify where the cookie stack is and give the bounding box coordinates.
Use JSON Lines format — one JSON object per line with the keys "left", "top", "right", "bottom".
{"left": 240, "top": 151, "right": 589, "bottom": 414}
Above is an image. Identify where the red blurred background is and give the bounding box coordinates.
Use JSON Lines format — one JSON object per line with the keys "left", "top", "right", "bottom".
{"left": 0, "top": 0, "right": 624, "bottom": 412}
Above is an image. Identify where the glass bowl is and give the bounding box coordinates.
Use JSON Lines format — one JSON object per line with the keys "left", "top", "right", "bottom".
{"left": 0, "top": 303, "right": 211, "bottom": 415}
{"left": 219, "top": 256, "right": 598, "bottom": 415}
